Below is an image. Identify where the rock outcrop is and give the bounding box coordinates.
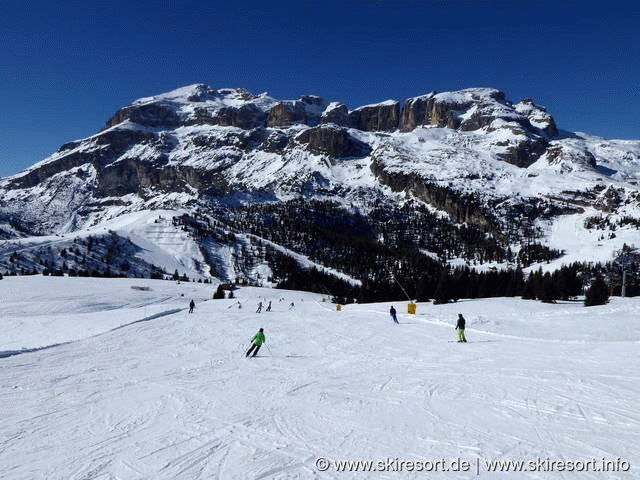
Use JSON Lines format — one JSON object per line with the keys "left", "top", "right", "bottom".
{"left": 260, "top": 130, "right": 290, "bottom": 153}
{"left": 544, "top": 143, "right": 597, "bottom": 173}
{"left": 399, "top": 94, "right": 436, "bottom": 131}
{"left": 294, "top": 125, "right": 371, "bottom": 158}
{"left": 94, "top": 158, "right": 228, "bottom": 198}
{"left": 348, "top": 101, "right": 400, "bottom": 131}
{"left": 514, "top": 99, "right": 558, "bottom": 137}
{"left": 10, "top": 129, "right": 155, "bottom": 189}
{"left": 499, "top": 135, "right": 548, "bottom": 168}
{"left": 401, "top": 89, "right": 512, "bottom": 131}
{"left": 267, "top": 96, "right": 327, "bottom": 127}
{"left": 105, "top": 103, "right": 181, "bottom": 129}
{"left": 370, "top": 158, "right": 493, "bottom": 229}
{"left": 320, "top": 103, "right": 350, "bottom": 126}
{"left": 189, "top": 104, "right": 267, "bottom": 129}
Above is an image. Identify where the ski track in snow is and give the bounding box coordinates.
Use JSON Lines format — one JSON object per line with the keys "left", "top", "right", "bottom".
{"left": 1, "top": 278, "right": 639, "bottom": 479}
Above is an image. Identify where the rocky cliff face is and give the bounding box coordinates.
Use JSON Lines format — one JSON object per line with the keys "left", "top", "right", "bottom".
{"left": 320, "top": 103, "right": 350, "bottom": 126}
{"left": 192, "top": 104, "right": 267, "bottom": 129}
{"left": 370, "top": 157, "right": 493, "bottom": 229}
{"left": 267, "top": 96, "right": 327, "bottom": 127}
{"left": 9, "top": 128, "right": 155, "bottom": 190}
{"left": 294, "top": 125, "right": 371, "bottom": 159}
{"left": 105, "top": 103, "right": 181, "bottom": 129}
{"left": 398, "top": 89, "right": 557, "bottom": 168}
{"left": 348, "top": 101, "right": 401, "bottom": 131}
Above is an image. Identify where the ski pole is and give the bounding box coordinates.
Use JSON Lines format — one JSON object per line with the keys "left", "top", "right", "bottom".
{"left": 265, "top": 344, "right": 273, "bottom": 356}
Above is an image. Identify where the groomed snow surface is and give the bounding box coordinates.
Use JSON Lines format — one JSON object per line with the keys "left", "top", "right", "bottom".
{"left": 1, "top": 277, "right": 639, "bottom": 479}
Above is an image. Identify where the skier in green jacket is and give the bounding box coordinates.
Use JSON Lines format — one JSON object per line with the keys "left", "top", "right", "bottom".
{"left": 246, "top": 328, "right": 266, "bottom": 357}
{"left": 456, "top": 314, "right": 467, "bottom": 343}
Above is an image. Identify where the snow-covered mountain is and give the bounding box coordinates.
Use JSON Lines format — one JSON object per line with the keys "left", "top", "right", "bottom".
{"left": 1, "top": 84, "right": 640, "bottom": 286}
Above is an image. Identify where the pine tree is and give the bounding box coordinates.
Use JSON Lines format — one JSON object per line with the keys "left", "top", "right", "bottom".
{"left": 433, "top": 270, "right": 451, "bottom": 304}
{"left": 539, "top": 272, "right": 556, "bottom": 303}
{"left": 584, "top": 275, "right": 609, "bottom": 306}
{"left": 213, "top": 284, "right": 225, "bottom": 299}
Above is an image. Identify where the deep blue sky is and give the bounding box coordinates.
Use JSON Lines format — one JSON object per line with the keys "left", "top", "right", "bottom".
{"left": 1, "top": 0, "right": 639, "bottom": 177}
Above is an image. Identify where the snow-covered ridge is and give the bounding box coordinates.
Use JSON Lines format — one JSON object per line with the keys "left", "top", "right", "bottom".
{"left": 132, "top": 83, "right": 278, "bottom": 111}
{"left": 432, "top": 87, "right": 504, "bottom": 104}
{"left": 353, "top": 99, "right": 399, "bottom": 110}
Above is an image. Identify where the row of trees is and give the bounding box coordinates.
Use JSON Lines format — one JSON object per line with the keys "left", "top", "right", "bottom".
{"left": 263, "top": 255, "right": 614, "bottom": 306}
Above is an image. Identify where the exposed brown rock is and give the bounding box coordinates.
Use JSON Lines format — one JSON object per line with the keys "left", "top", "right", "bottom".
{"left": 267, "top": 102, "right": 306, "bottom": 127}
{"left": 320, "top": 104, "right": 350, "bottom": 126}
{"left": 190, "top": 104, "right": 267, "bottom": 129}
{"left": 295, "top": 126, "right": 371, "bottom": 158}
{"left": 493, "top": 126, "right": 548, "bottom": 168}
{"left": 596, "top": 186, "right": 623, "bottom": 213}
{"left": 400, "top": 95, "right": 472, "bottom": 131}
{"left": 370, "top": 158, "right": 492, "bottom": 229}
{"left": 400, "top": 96, "right": 434, "bottom": 131}
{"left": 349, "top": 102, "right": 400, "bottom": 131}
{"left": 94, "top": 158, "right": 230, "bottom": 198}
{"left": 267, "top": 96, "right": 327, "bottom": 128}
{"left": 10, "top": 129, "right": 154, "bottom": 189}
{"left": 261, "top": 131, "right": 290, "bottom": 153}
{"left": 105, "top": 103, "right": 180, "bottom": 129}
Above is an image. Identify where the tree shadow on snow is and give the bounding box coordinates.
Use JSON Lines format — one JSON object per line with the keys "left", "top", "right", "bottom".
{"left": 0, "top": 342, "right": 69, "bottom": 359}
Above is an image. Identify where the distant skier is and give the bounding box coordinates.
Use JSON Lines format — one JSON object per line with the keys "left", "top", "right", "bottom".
{"left": 390, "top": 305, "right": 398, "bottom": 324}
{"left": 246, "top": 328, "right": 266, "bottom": 357}
{"left": 189, "top": 299, "right": 195, "bottom": 314}
{"left": 456, "top": 314, "right": 467, "bottom": 343}
{"left": 266, "top": 301, "right": 272, "bottom": 312}
{"left": 288, "top": 301, "right": 295, "bottom": 310}
{"left": 256, "top": 301, "right": 263, "bottom": 313}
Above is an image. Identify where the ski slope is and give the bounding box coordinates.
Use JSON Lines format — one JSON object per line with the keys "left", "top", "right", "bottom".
{"left": 1, "top": 277, "right": 639, "bottom": 479}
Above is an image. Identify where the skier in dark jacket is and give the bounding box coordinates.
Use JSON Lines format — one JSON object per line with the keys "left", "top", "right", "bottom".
{"left": 456, "top": 314, "right": 467, "bottom": 342}
{"left": 390, "top": 306, "right": 398, "bottom": 324}
{"left": 246, "top": 328, "right": 266, "bottom": 357}
{"left": 189, "top": 299, "right": 195, "bottom": 313}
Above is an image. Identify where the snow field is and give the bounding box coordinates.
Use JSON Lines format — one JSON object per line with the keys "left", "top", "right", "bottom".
{"left": 0, "top": 276, "right": 212, "bottom": 353}
{"left": 1, "top": 278, "right": 639, "bottom": 479}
